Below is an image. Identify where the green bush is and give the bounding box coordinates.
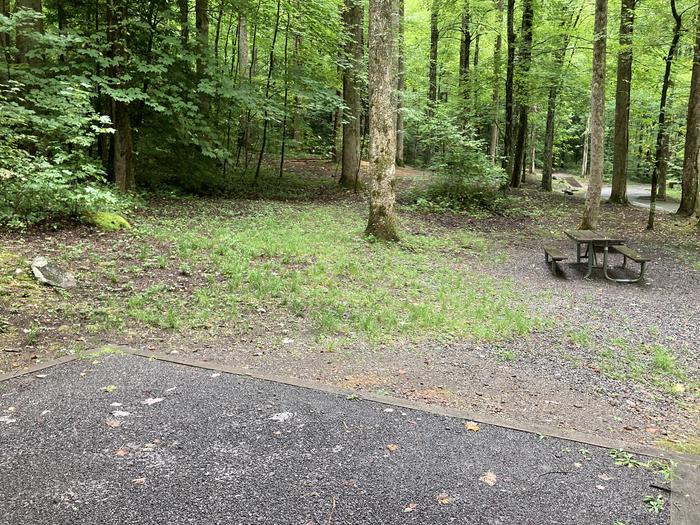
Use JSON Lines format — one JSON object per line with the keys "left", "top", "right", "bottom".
{"left": 408, "top": 110, "right": 508, "bottom": 214}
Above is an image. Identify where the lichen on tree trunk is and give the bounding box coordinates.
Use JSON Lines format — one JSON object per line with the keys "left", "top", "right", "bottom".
{"left": 366, "top": 0, "right": 399, "bottom": 241}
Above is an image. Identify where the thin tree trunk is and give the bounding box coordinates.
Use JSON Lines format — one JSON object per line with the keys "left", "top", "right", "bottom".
{"left": 648, "top": 0, "right": 682, "bottom": 230}
{"left": 542, "top": 7, "right": 581, "bottom": 191}
{"left": 366, "top": 0, "right": 399, "bottom": 240}
{"left": 580, "top": 0, "right": 608, "bottom": 230}
{"left": 503, "top": 0, "right": 515, "bottom": 174}
{"left": 396, "top": 0, "right": 405, "bottom": 166}
{"left": 679, "top": 0, "right": 700, "bottom": 216}
{"left": 341, "top": 0, "right": 364, "bottom": 187}
{"left": 279, "top": 11, "right": 291, "bottom": 178}
{"left": 489, "top": 0, "right": 503, "bottom": 164}
{"left": 510, "top": 0, "right": 533, "bottom": 188}
{"left": 581, "top": 115, "right": 590, "bottom": 178}
{"left": 254, "top": 0, "right": 282, "bottom": 182}
{"left": 529, "top": 122, "right": 535, "bottom": 175}
{"left": 427, "top": 1, "right": 439, "bottom": 111}
{"left": 459, "top": 1, "right": 471, "bottom": 97}
{"left": 609, "top": 0, "right": 636, "bottom": 204}
{"left": 213, "top": 0, "right": 224, "bottom": 65}
{"left": 179, "top": 0, "right": 189, "bottom": 46}
{"left": 15, "top": 0, "right": 43, "bottom": 64}
{"left": 195, "top": 0, "right": 208, "bottom": 77}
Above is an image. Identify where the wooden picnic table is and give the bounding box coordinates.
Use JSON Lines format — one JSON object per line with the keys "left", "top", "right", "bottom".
{"left": 564, "top": 230, "right": 625, "bottom": 280}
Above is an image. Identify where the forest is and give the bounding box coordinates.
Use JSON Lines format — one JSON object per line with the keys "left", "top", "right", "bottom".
{"left": 1, "top": 0, "right": 699, "bottom": 463}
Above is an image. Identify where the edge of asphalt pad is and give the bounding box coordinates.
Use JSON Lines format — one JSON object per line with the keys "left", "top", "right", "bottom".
{"left": 2, "top": 345, "right": 698, "bottom": 524}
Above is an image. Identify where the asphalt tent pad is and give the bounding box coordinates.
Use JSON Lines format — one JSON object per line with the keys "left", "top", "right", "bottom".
{"left": 0, "top": 353, "right": 680, "bottom": 524}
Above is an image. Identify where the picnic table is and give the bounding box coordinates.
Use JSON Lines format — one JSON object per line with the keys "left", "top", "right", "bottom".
{"left": 542, "top": 230, "right": 650, "bottom": 283}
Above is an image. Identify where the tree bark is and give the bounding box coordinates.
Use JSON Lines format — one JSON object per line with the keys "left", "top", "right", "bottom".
{"left": 396, "top": 0, "right": 405, "bottom": 166}
{"left": 106, "top": 0, "right": 134, "bottom": 192}
{"left": 427, "top": 1, "right": 439, "bottom": 111}
{"left": 366, "top": 0, "right": 399, "bottom": 241}
{"left": 15, "top": 0, "right": 43, "bottom": 64}
{"left": 581, "top": 114, "right": 590, "bottom": 177}
{"left": 489, "top": 0, "right": 503, "bottom": 164}
{"left": 503, "top": 0, "right": 515, "bottom": 175}
{"left": 179, "top": 0, "right": 189, "bottom": 46}
{"left": 341, "top": 0, "right": 364, "bottom": 187}
{"left": 648, "top": 0, "right": 682, "bottom": 229}
{"left": 609, "top": 0, "right": 636, "bottom": 204}
{"left": 195, "top": 0, "right": 208, "bottom": 77}
{"left": 459, "top": 1, "right": 471, "bottom": 96}
{"left": 679, "top": 0, "right": 700, "bottom": 217}
{"left": 510, "top": 0, "right": 533, "bottom": 188}
{"left": 580, "top": 0, "right": 607, "bottom": 230}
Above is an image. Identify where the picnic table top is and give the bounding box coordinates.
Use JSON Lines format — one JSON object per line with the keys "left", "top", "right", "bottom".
{"left": 564, "top": 229, "right": 625, "bottom": 244}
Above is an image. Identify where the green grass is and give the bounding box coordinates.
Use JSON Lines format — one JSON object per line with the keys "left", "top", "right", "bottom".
{"left": 597, "top": 340, "right": 697, "bottom": 397}
{"left": 94, "top": 201, "right": 540, "bottom": 344}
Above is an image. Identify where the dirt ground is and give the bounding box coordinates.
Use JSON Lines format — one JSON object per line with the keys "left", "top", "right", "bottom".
{"left": 1, "top": 160, "right": 698, "bottom": 455}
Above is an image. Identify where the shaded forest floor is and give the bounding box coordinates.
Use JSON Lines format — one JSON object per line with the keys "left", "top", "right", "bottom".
{"left": 1, "top": 160, "right": 699, "bottom": 455}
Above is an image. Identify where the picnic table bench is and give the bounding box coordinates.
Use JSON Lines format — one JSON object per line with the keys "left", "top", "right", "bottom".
{"left": 543, "top": 230, "right": 649, "bottom": 283}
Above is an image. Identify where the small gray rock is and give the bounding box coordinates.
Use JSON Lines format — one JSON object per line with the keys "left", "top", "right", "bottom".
{"left": 30, "top": 256, "right": 77, "bottom": 289}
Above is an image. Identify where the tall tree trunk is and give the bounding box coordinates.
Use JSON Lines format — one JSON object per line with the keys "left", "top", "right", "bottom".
{"left": 15, "top": 0, "right": 43, "bottom": 64}
{"left": 340, "top": 0, "right": 364, "bottom": 187}
{"left": 195, "top": 0, "right": 208, "bottom": 77}
{"left": 529, "top": 122, "right": 535, "bottom": 174}
{"left": 609, "top": 0, "right": 636, "bottom": 204}
{"left": 580, "top": 0, "right": 608, "bottom": 230}
{"left": 396, "top": 0, "right": 406, "bottom": 166}
{"left": 427, "top": 1, "right": 439, "bottom": 111}
{"left": 489, "top": 0, "right": 503, "bottom": 164}
{"left": 510, "top": 0, "right": 533, "bottom": 188}
{"left": 254, "top": 0, "right": 282, "bottom": 181}
{"left": 503, "top": 0, "right": 515, "bottom": 175}
{"left": 106, "top": 0, "right": 134, "bottom": 192}
{"left": 235, "top": 15, "right": 250, "bottom": 166}
{"left": 648, "top": 0, "right": 682, "bottom": 230}
{"left": 459, "top": 1, "right": 471, "bottom": 97}
{"left": 366, "top": 0, "right": 399, "bottom": 240}
{"left": 179, "top": 0, "right": 189, "bottom": 46}
{"left": 541, "top": 7, "right": 581, "bottom": 191}
{"left": 279, "top": 11, "right": 291, "bottom": 178}
{"left": 679, "top": 0, "right": 700, "bottom": 217}
{"left": 213, "top": 0, "right": 224, "bottom": 64}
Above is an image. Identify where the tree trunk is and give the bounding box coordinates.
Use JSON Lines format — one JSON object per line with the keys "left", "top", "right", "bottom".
{"left": 195, "top": 0, "right": 208, "bottom": 77}
{"left": 489, "top": 0, "right": 503, "bottom": 164}
{"left": 609, "top": 0, "right": 636, "bottom": 204}
{"left": 581, "top": 115, "right": 590, "bottom": 178}
{"left": 15, "top": 0, "right": 43, "bottom": 64}
{"left": 279, "top": 11, "right": 291, "bottom": 178}
{"left": 679, "top": 0, "right": 700, "bottom": 217}
{"left": 366, "top": 0, "right": 399, "bottom": 241}
{"left": 510, "top": 0, "right": 533, "bottom": 188}
{"left": 106, "top": 0, "right": 134, "bottom": 192}
{"left": 541, "top": 7, "right": 581, "bottom": 191}
{"left": 529, "top": 122, "right": 535, "bottom": 175}
{"left": 580, "top": 0, "right": 608, "bottom": 230}
{"left": 213, "top": 0, "right": 224, "bottom": 64}
{"left": 254, "top": 0, "right": 282, "bottom": 181}
{"left": 503, "top": 0, "right": 515, "bottom": 175}
{"left": 427, "top": 1, "right": 439, "bottom": 111}
{"left": 179, "top": 0, "right": 189, "bottom": 46}
{"left": 648, "top": 0, "right": 682, "bottom": 230}
{"left": 341, "top": 0, "right": 364, "bottom": 187}
{"left": 396, "top": 0, "right": 405, "bottom": 166}
{"left": 459, "top": 2, "right": 471, "bottom": 97}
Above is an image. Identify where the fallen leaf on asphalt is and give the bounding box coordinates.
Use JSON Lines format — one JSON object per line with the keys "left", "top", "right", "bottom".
{"left": 403, "top": 502, "right": 418, "bottom": 513}
{"left": 464, "top": 421, "right": 480, "bottom": 432}
{"left": 102, "top": 385, "right": 117, "bottom": 393}
{"left": 386, "top": 444, "right": 399, "bottom": 453}
{"left": 35, "top": 374, "right": 47, "bottom": 379}
{"left": 105, "top": 417, "right": 121, "bottom": 428}
{"left": 598, "top": 473, "right": 613, "bottom": 481}
{"left": 112, "top": 410, "right": 131, "bottom": 417}
{"left": 596, "top": 485, "right": 605, "bottom": 490}
{"left": 211, "top": 373, "right": 221, "bottom": 378}
{"left": 480, "top": 472, "right": 497, "bottom": 486}
{"left": 436, "top": 493, "right": 453, "bottom": 504}
{"left": 573, "top": 462, "right": 583, "bottom": 469}
{"left": 132, "top": 478, "right": 146, "bottom": 485}
{"left": 6, "top": 407, "right": 16, "bottom": 413}
{"left": 110, "top": 402, "right": 122, "bottom": 407}
{"left": 141, "top": 398, "right": 163, "bottom": 405}
{"left": 114, "top": 447, "right": 129, "bottom": 457}
{"left": 0, "top": 416, "right": 17, "bottom": 424}
{"left": 269, "top": 411, "right": 294, "bottom": 423}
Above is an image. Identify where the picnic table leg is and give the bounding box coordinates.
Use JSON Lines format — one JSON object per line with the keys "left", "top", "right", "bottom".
{"left": 603, "top": 245, "right": 615, "bottom": 282}
{"left": 576, "top": 243, "right": 581, "bottom": 263}
{"left": 584, "top": 242, "right": 594, "bottom": 279}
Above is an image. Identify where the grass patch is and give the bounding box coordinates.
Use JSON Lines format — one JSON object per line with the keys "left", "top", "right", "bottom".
{"left": 95, "top": 201, "right": 540, "bottom": 344}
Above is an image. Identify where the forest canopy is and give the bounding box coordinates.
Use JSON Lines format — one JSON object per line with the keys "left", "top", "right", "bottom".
{"left": 1, "top": 0, "right": 699, "bottom": 231}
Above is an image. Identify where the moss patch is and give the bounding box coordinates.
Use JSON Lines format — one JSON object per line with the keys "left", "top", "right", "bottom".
{"left": 85, "top": 212, "right": 131, "bottom": 231}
